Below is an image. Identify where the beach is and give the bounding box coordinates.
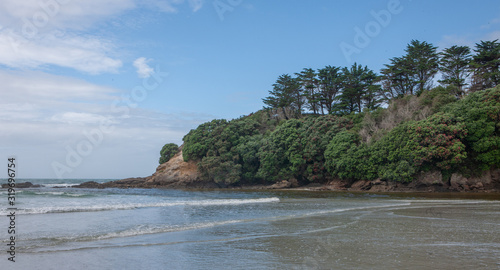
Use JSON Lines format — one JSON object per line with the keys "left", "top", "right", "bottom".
{"left": 1, "top": 179, "right": 500, "bottom": 269}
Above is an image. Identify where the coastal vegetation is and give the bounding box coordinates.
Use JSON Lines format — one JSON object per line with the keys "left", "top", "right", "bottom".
{"left": 160, "top": 39, "right": 500, "bottom": 187}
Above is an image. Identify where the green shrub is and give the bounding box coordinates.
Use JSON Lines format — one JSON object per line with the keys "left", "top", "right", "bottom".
{"left": 443, "top": 85, "right": 500, "bottom": 170}
{"left": 159, "top": 143, "right": 179, "bottom": 164}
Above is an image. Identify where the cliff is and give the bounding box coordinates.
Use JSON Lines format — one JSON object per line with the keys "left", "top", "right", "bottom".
{"left": 75, "top": 151, "right": 500, "bottom": 192}
{"left": 75, "top": 150, "right": 215, "bottom": 189}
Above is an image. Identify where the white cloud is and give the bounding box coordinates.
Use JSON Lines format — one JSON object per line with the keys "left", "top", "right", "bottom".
{"left": 0, "top": 70, "right": 214, "bottom": 178}
{"left": 439, "top": 30, "right": 500, "bottom": 50}
{"left": 0, "top": 30, "right": 122, "bottom": 74}
{"left": 0, "top": 0, "right": 134, "bottom": 74}
{"left": 188, "top": 0, "right": 204, "bottom": 12}
{"left": 0, "top": 0, "right": 136, "bottom": 32}
{"left": 481, "top": 17, "right": 500, "bottom": 30}
{"left": 0, "top": 70, "right": 118, "bottom": 104}
{"left": 133, "top": 57, "right": 154, "bottom": 78}
{"left": 142, "top": 0, "right": 205, "bottom": 13}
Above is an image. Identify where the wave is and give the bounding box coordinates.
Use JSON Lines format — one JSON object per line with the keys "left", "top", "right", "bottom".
{"left": 9, "top": 219, "right": 251, "bottom": 252}
{"left": 0, "top": 197, "right": 280, "bottom": 215}
{"left": 0, "top": 190, "right": 93, "bottom": 198}
{"left": 42, "top": 183, "right": 81, "bottom": 188}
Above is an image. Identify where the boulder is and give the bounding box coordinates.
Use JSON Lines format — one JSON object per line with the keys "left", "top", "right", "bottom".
{"left": 413, "top": 171, "right": 443, "bottom": 187}
{"left": 450, "top": 170, "right": 493, "bottom": 191}
{"left": 1, "top": 182, "right": 41, "bottom": 188}
{"left": 349, "top": 180, "right": 371, "bottom": 190}
{"left": 269, "top": 180, "right": 292, "bottom": 189}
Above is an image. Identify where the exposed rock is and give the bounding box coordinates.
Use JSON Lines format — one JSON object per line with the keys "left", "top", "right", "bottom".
{"left": 368, "top": 181, "right": 394, "bottom": 192}
{"left": 74, "top": 181, "right": 104, "bottom": 189}
{"left": 1, "top": 182, "right": 41, "bottom": 188}
{"left": 269, "top": 180, "right": 292, "bottom": 189}
{"left": 145, "top": 150, "right": 206, "bottom": 188}
{"left": 413, "top": 171, "right": 443, "bottom": 187}
{"left": 372, "top": 179, "right": 385, "bottom": 185}
{"left": 450, "top": 170, "right": 494, "bottom": 191}
{"left": 288, "top": 177, "right": 300, "bottom": 188}
{"left": 349, "top": 180, "right": 371, "bottom": 190}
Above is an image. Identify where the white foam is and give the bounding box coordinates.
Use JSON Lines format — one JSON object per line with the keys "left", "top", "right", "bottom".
{"left": 96, "top": 220, "right": 243, "bottom": 240}
{"left": 0, "top": 197, "right": 280, "bottom": 215}
{"left": 43, "top": 183, "right": 80, "bottom": 188}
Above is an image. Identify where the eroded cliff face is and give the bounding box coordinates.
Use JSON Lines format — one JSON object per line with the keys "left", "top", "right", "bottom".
{"left": 75, "top": 150, "right": 212, "bottom": 189}
{"left": 144, "top": 150, "right": 209, "bottom": 188}
{"left": 76, "top": 149, "right": 499, "bottom": 192}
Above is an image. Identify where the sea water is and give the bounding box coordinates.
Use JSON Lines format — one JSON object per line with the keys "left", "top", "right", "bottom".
{"left": 1, "top": 179, "right": 500, "bottom": 270}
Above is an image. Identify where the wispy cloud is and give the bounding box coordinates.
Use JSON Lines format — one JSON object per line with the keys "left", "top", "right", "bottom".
{"left": 188, "top": 0, "right": 204, "bottom": 12}
{"left": 133, "top": 57, "right": 154, "bottom": 78}
{"left": 0, "top": 0, "right": 136, "bottom": 32}
{"left": 0, "top": 30, "right": 122, "bottom": 74}
{"left": 142, "top": 0, "right": 205, "bottom": 13}
{"left": 0, "top": 69, "right": 214, "bottom": 178}
{"left": 481, "top": 17, "right": 500, "bottom": 30}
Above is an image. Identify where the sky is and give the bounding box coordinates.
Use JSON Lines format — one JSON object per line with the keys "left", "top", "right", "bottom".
{"left": 1, "top": 0, "right": 499, "bottom": 179}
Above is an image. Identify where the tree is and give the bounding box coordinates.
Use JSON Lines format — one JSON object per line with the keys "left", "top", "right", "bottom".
{"left": 380, "top": 56, "right": 415, "bottom": 98}
{"left": 262, "top": 74, "right": 302, "bottom": 117}
{"left": 159, "top": 143, "right": 179, "bottom": 164}
{"left": 406, "top": 40, "right": 439, "bottom": 94}
{"left": 317, "top": 65, "right": 343, "bottom": 114}
{"left": 296, "top": 68, "right": 320, "bottom": 114}
{"left": 381, "top": 40, "right": 439, "bottom": 96}
{"left": 438, "top": 45, "right": 472, "bottom": 97}
{"left": 470, "top": 40, "right": 500, "bottom": 92}
{"left": 337, "top": 63, "right": 380, "bottom": 114}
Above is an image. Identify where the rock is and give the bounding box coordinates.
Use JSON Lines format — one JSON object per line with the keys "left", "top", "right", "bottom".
{"left": 413, "top": 171, "right": 443, "bottom": 187}
{"left": 145, "top": 149, "right": 204, "bottom": 188}
{"left": 269, "top": 180, "right": 292, "bottom": 189}
{"left": 288, "top": 177, "right": 300, "bottom": 188}
{"left": 74, "top": 181, "right": 103, "bottom": 188}
{"left": 349, "top": 180, "right": 371, "bottom": 190}
{"left": 372, "top": 179, "right": 384, "bottom": 185}
{"left": 1, "top": 182, "right": 41, "bottom": 188}
{"left": 450, "top": 170, "right": 494, "bottom": 191}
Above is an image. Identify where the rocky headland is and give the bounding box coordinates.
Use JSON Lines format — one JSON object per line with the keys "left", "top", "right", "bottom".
{"left": 74, "top": 149, "right": 500, "bottom": 193}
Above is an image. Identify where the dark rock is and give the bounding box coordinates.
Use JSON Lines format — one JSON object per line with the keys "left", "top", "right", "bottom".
{"left": 1, "top": 182, "right": 41, "bottom": 188}
{"left": 74, "top": 181, "right": 103, "bottom": 188}
{"left": 269, "top": 180, "right": 292, "bottom": 189}
{"left": 413, "top": 171, "right": 443, "bottom": 187}
{"left": 349, "top": 180, "right": 371, "bottom": 190}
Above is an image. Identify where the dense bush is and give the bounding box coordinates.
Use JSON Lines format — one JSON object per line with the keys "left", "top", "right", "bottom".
{"left": 257, "top": 115, "right": 352, "bottom": 183}
{"left": 177, "top": 86, "right": 498, "bottom": 186}
{"left": 443, "top": 85, "right": 500, "bottom": 171}
{"left": 159, "top": 143, "right": 179, "bottom": 164}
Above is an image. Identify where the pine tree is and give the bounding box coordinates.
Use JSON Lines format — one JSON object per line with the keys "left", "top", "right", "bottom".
{"left": 296, "top": 68, "right": 320, "bottom": 114}
{"left": 438, "top": 45, "right": 472, "bottom": 97}
{"left": 317, "top": 65, "right": 343, "bottom": 114}
{"left": 470, "top": 40, "right": 500, "bottom": 92}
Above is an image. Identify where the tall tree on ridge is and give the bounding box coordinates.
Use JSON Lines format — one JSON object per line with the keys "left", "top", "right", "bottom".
{"left": 438, "top": 45, "right": 472, "bottom": 97}
{"left": 317, "top": 65, "right": 343, "bottom": 114}
{"left": 381, "top": 40, "right": 439, "bottom": 96}
{"left": 405, "top": 39, "right": 439, "bottom": 94}
{"left": 380, "top": 56, "right": 414, "bottom": 98}
{"left": 296, "top": 68, "right": 320, "bottom": 114}
{"left": 338, "top": 63, "right": 379, "bottom": 114}
{"left": 262, "top": 74, "right": 302, "bottom": 118}
{"left": 470, "top": 40, "right": 500, "bottom": 92}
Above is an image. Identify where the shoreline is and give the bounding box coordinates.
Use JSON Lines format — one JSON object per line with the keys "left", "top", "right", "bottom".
{"left": 69, "top": 175, "right": 500, "bottom": 195}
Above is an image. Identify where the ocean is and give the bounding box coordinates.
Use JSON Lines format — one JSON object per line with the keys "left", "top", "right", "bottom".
{"left": 1, "top": 178, "right": 500, "bottom": 270}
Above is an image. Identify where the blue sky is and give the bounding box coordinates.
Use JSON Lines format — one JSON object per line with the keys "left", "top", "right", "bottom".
{"left": 1, "top": 0, "right": 499, "bottom": 179}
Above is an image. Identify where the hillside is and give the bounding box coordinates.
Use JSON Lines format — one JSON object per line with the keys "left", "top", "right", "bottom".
{"left": 139, "top": 85, "right": 500, "bottom": 192}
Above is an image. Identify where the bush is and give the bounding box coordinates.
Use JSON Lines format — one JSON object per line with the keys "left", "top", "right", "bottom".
{"left": 443, "top": 85, "right": 500, "bottom": 171}
{"left": 257, "top": 115, "right": 353, "bottom": 183}
{"left": 159, "top": 143, "right": 179, "bottom": 164}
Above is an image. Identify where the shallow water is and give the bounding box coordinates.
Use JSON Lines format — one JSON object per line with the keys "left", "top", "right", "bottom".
{"left": 1, "top": 179, "right": 500, "bottom": 269}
